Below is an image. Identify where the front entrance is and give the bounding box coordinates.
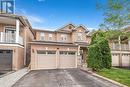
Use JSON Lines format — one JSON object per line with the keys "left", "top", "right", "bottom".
{"left": 0, "top": 50, "right": 12, "bottom": 71}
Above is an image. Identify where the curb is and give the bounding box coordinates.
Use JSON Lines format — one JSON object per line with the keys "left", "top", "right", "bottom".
{"left": 80, "top": 68, "right": 128, "bottom": 87}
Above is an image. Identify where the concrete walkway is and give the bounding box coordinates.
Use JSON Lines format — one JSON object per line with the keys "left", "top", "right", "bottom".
{"left": 12, "top": 69, "right": 120, "bottom": 87}
{"left": 0, "top": 68, "right": 29, "bottom": 87}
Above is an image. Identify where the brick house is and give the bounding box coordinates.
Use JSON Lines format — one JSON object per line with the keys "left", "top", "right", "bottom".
{"left": 30, "top": 24, "right": 90, "bottom": 70}
{"left": 0, "top": 14, "right": 34, "bottom": 71}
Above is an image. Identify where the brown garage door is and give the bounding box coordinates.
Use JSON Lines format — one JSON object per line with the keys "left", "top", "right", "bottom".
{"left": 37, "top": 51, "right": 56, "bottom": 69}
{"left": 59, "top": 51, "right": 76, "bottom": 68}
{"left": 0, "top": 50, "right": 12, "bottom": 71}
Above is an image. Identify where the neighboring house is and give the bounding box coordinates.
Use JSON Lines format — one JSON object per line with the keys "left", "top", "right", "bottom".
{"left": 30, "top": 24, "right": 89, "bottom": 70}
{"left": 88, "top": 30, "right": 130, "bottom": 68}
{"left": 0, "top": 14, "right": 34, "bottom": 71}
{"left": 109, "top": 29, "right": 130, "bottom": 67}
{"left": 110, "top": 41, "right": 130, "bottom": 67}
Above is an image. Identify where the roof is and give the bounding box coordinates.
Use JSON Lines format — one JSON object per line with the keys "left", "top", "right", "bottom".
{"left": 29, "top": 41, "right": 78, "bottom": 47}
{"left": 33, "top": 23, "right": 89, "bottom": 34}
{"left": 56, "top": 23, "right": 76, "bottom": 31}
{"left": 74, "top": 24, "right": 89, "bottom": 32}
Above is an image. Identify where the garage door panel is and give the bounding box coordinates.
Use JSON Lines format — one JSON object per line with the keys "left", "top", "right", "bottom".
{"left": 0, "top": 50, "right": 12, "bottom": 71}
{"left": 37, "top": 51, "right": 56, "bottom": 69}
{"left": 59, "top": 51, "right": 76, "bottom": 68}
{"left": 37, "top": 54, "right": 56, "bottom": 69}
{"left": 36, "top": 50, "right": 76, "bottom": 70}
{"left": 122, "top": 54, "right": 130, "bottom": 67}
{"left": 112, "top": 54, "right": 119, "bottom": 66}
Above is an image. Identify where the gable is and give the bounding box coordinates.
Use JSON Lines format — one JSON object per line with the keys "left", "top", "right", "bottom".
{"left": 57, "top": 23, "right": 75, "bottom": 32}
{"left": 75, "top": 26, "right": 88, "bottom": 33}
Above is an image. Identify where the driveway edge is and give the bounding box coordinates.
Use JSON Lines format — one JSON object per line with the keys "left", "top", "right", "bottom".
{"left": 0, "top": 68, "right": 29, "bottom": 87}
{"left": 80, "top": 68, "right": 128, "bottom": 87}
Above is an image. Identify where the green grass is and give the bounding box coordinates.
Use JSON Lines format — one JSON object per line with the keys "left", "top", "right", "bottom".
{"left": 97, "top": 68, "right": 130, "bottom": 87}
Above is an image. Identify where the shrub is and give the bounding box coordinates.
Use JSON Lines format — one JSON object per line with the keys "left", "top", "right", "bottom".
{"left": 87, "top": 31, "right": 112, "bottom": 71}
{"left": 87, "top": 44, "right": 102, "bottom": 71}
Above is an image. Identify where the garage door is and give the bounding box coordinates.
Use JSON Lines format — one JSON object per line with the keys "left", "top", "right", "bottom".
{"left": 0, "top": 50, "right": 12, "bottom": 71}
{"left": 59, "top": 51, "right": 76, "bottom": 68}
{"left": 37, "top": 51, "right": 56, "bottom": 69}
{"left": 112, "top": 54, "right": 119, "bottom": 66}
{"left": 122, "top": 54, "right": 130, "bottom": 67}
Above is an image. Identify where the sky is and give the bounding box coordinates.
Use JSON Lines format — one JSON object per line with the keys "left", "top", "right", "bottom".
{"left": 15, "top": 0, "right": 105, "bottom": 30}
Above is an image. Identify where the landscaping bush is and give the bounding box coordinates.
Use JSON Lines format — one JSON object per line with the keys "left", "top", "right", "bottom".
{"left": 87, "top": 44, "right": 102, "bottom": 71}
{"left": 97, "top": 37, "right": 112, "bottom": 69}
{"left": 87, "top": 31, "right": 112, "bottom": 71}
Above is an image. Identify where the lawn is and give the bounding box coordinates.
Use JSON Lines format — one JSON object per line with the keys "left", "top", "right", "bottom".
{"left": 97, "top": 68, "right": 130, "bottom": 87}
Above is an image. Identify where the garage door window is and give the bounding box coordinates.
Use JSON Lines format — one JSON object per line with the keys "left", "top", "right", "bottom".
{"left": 37, "top": 50, "right": 46, "bottom": 54}
{"left": 37, "top": 50, "right": 56, "bottom": 55}
{"left": 68, "top": 52, "right": 75, "bottom": 55}
{"left": 47, "top": 51, "right": 56, "bottom": 54}
{"left": 60, "top": 51, "right": 75, "bottom": 55}
{"left": 60, "top": 51, "right": 68, "bottom": 55}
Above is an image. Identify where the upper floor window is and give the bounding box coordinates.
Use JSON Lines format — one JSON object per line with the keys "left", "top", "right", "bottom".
{"left": 40, "top": 32, "right": 45, "bottom": 41}
{"left": 61, "top": 34, "right": 67, "bottom": 41}
{"left": 77, "top": 33, "right": 83, "bottom": 41}
{"left": 48, "top": 34, "right": 53, "bottom": 41}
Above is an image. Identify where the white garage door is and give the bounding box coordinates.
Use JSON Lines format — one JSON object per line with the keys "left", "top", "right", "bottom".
{"left": 59, "top": 51, "right": 76, "bottom": 68}
{"left": 37, "top": 51, "right": 56, "bottom": 69}
{"left": 122, "top": 54, "right": 130, "bottom": 67}
{"left": 112, "top": 54, "right": 119, "bottom": 66}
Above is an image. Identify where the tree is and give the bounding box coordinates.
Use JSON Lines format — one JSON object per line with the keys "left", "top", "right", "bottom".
{"left": 87, "top": 31, "right": 111, "bottom": 71}
{"left": 97, "top": 1, "right": 130, "bottom": 67}
{"left": 97, "top": 0, "right": 130, "bottom": 30}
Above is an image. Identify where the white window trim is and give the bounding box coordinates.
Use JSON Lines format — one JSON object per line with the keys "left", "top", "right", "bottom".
{"left": 77, "top": 33, "right": 83, "bottom": 41}
{"left": 4, "top": 26, "right": 16, "bottom": 33}
{"left": 40, "top": 32, "right": 45, "bottom": 40}
{"left": 48, "top": 33, "right": 53, "bottom": 41}
{"left": 61, "top": 34, "right": 67, "bottom": 41}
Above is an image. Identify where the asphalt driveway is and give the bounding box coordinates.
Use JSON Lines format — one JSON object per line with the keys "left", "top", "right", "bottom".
{"left": 12, "top": 69, "right": 120, "bottom": 87}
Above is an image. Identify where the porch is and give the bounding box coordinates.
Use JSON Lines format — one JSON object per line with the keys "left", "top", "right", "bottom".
{"left": 0, "top": 16, "right": 24, "bottom": 45}
{"left": 77, "top": 45, "right": 88, "bottom": 67}
{"left": 0, "top": 32, "right": 23, "bottom": 45}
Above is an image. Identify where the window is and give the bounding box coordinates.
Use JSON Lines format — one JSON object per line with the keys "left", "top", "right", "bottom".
{"left": 77, "top": 33, "right": 83, "bottom": 41}
{"left": 48, "top": 34, "right": 53, "bottom": 41}
{"left": 61, "top": 34, "right": 67, "bottom": 41}
{"left": 37, "top": 50, "right": 46, "bottom": 54}
{"left": 60, "top": 51, "right": 68, "bottom": 55}
{"left": 68, "top": 52, "right": 75, "bottom": 55}
{"left": 5, "top": 27, "right": 16, "bottom": 43}
{"left": 47, "top": 51, "right": 56, "bottom": 54}
{"left": 60, "top": 51, "right": 75, "bottom": 55}
{"left": 40, "top": 32, "right": 45, "bottom": 41}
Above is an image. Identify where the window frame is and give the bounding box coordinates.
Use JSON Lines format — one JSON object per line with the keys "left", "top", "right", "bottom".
{"left": 77, "top": 33, "right": 83, "bottom": 41}
{"left": 40, "top": 32, "right": 45, "bottom": 41}
{"left": 61, "top": 34, "right": 67, "bottom": 41}
{"left": 48, "top": 33, "right": 53, "bottom": 41}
